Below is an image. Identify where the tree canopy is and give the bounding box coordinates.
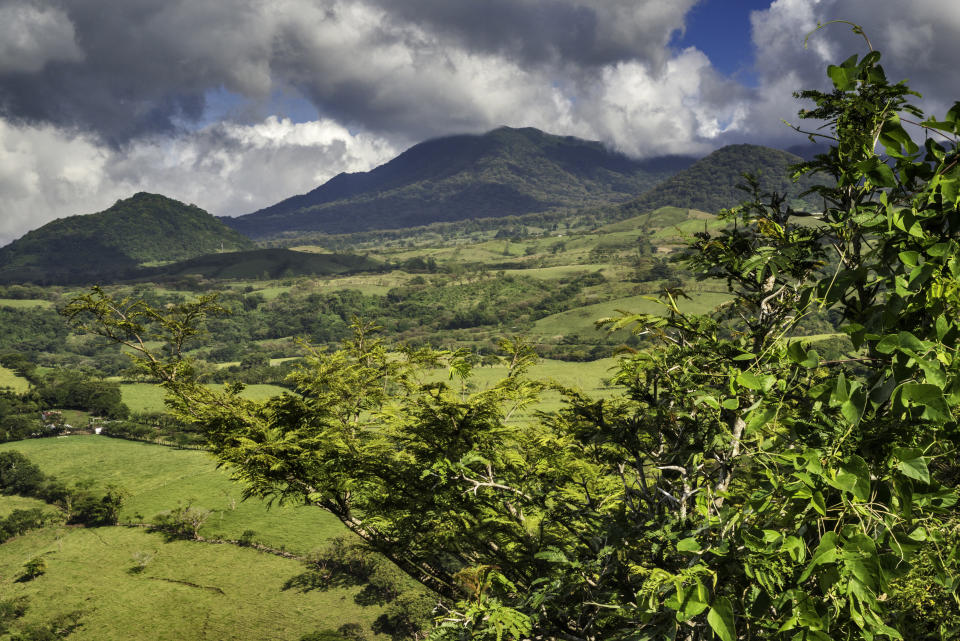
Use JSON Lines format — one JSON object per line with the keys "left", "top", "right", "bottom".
{"left": 64, "top": 40, "right": 960, "bottom": 641}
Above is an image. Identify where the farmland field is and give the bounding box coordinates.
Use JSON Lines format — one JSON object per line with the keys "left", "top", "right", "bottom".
{"left": 0, "top": 364, "right": 30, "bottom": 392}
{"left": 121, "top": 383, "right": 289, "bottom": 413}
{"left": 0, "top": 527, "right": 386, "bottom": 641}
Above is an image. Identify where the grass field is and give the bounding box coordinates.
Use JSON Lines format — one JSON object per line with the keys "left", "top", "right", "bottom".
{"left": 0, "top": 364, "right": 30, "bottom": 392}
{"left": 0, "top": 298, "right": 53, "bottom": 309}
{"left": 532, "top": 291, "right": 732, "bottom": 338}
{"left": 0, "top": 437, "right": 347, "bottom": 554}
{"left": 121, "top": 383, "right": 289, "bottom": 413}
{"left": 0, "top": 437, "right": 388, "bottom": 640}
{"left": 0, "top": 527, "right": 385, "bottom": 641}
{"left": 0, "top": 494, "right": 51, "bottom": 517}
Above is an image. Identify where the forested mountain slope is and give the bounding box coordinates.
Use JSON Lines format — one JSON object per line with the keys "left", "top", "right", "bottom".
{"left": 0, "top": 193, "right": 254, "bottom": 284}
{"left": 225, "top": 126, "right": 695, "bottom": 237}
{"left": 618, "top": 144, "right": 825, "bottom": 217}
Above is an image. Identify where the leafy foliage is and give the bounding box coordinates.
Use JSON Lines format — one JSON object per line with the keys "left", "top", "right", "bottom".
{"left": 63, "top": 42, "right": 960, "bottom": 641}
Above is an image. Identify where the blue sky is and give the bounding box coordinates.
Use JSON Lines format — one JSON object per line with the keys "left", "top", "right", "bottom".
{"left": 1, "top": 0, "right": 958, "bottom": 243}
{"left": 674, "top": 0, "right": 773, "bottom": 84}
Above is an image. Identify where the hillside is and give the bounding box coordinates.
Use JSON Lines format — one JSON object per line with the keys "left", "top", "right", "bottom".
{"left": 0, "top": 193, "right": 255, "bottom": 284}
{"left": 617, "top": 144, "right": 825, "bottom": 217}
{"left": 225, "top": 126, "right": 695, "bottom": 237}
{"left": 141, "top": 247, "right": 382, "bottom": 280}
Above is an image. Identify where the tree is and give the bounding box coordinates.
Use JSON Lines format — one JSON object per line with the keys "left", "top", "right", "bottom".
{"left": 63, "top": 36, "right": 959, "bottom": 641}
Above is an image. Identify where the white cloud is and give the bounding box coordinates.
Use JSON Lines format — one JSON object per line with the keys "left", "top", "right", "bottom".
{"left": 0, "top": 2, "right": 84, "bottom": 73}
{"left": 739, "top": 0, "right": 960, "bottom": 147}
{"left": 0, "top": 116, "right": 397, "bottom": 245}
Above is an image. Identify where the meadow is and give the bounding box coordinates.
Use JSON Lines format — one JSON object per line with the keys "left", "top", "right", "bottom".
{"left": 0, "top": 435, "right": 396, "bottom": 640}
{"left": 0, "top": 364, "right": 30, "bottom": 393}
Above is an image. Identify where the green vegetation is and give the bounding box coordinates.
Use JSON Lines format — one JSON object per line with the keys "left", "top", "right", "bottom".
{"left": 121, "top": 383, "right": 288, "bottom": 413}
{"left": 619, "top": 144, "right": 826, "bottom": 217}
{"left": 0, "top": 366, "right": 29, "bottom": 393}
{"left": 141, "top": 248, "right": 382, "bottom": 281}
{"left": 0, "top": 527, "right": 385, "bottom": 641}
{"left": 227, "top": 126, "right": 695, "bottom": 237}
{"left": 60, "top": 43, "right": 960, "bottom": 641}
{"left": 0, "top": 193, "right": 254, "bottom": 284}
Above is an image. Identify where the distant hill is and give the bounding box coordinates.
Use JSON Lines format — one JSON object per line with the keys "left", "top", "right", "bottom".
{"left": 225, "top": 126, "right": 696, "bottom": 237}
{"left": 618, "top": 144, "right": 825, "bottom": 218}
{"left": 0, "top": 193, "right": 255, "bottom": 284}
{"left": 141, "top": 248, "right": 381, "bottom": 280}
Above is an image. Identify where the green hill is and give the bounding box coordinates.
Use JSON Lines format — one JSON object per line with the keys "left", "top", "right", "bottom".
{"left": 225, "top": 126, "right": 695, "bottom": 237}
{"left": 617, "top": 144, "right": 825, "bottom": 217}
{"left": 0, "top": 193, "right": 255, "bottom": 284}
{"left": 143, "top": 248, "right": 382, "bottom": 280}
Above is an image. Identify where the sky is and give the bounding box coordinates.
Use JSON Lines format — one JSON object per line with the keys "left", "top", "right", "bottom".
{"left": 2, "top": 0, "right": 959, "bottom": 245}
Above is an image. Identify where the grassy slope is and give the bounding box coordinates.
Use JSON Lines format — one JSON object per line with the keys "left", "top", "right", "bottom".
{"left": 0, "top": 495, "right": 51, "bottom": 517}
{"left": 532, "top": 292, "right": 732, "bottom": 338}
{"left": 0, "top": 437, "right": 388, "bottom": 640}
{"left": 122, "top": 383, "right": 288, "bottom": 414}
{"left": 0, "top": 527, "right": 383, "bottom": 641}
{"left": 0, "top": 365, "right": 30, "bottom": 393}
{"left": 0, "top": 298, "right": 53, "bottom": 309}
{"left": 0, "top": 437, "right": 345, "bottom": 553}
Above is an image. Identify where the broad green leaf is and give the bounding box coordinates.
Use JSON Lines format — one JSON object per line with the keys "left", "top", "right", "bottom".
{"left": 721, "top": 398, "right": 739, "bottom": 410}
{"left": 677, "top": 537, "right": 702, "bottom": 553}
{"left": 828, "top": 64, "right": 856, "bottom": 90}
{"left": 800, "top": 532, "right": 839, "bottom": 582}
{"left": 707, "top": 597, "right": 736, "bottom": 641}
{"left": 745, "top": 407, "right": 776, "bottom": 434}
{"left": 898, "top": 251, "right": 920, "bottom": 267}
{"left": 894, "top": 447, "right": 930, "bottom": 483}
{"left": 810, "top": 491, "right": 827, "bottom": 516}
{"left": 839, "top": 455, "right": 872, "bottom": 501}
{"left": 736, "top": 371, "right": 763, "bottom": 390}
{"left": 698, "top": 395, "right": 721, "bottom": 410}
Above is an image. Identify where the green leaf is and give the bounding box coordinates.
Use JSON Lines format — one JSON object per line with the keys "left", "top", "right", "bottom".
{"left": 721, "top": 398, "right": 739, "bottom": 410}
{"left": 839, "top": 455, "right": 872, "bottom": 501}
{"left": 811, "top": 491, "right": 827, "bottom": 516}
{"left": 707, "top": 597, "right": 736, "bottom": 641}
{"left": 698, "top": 395, "right": 721, "bottom": 410}
{"left": 899, "top": 383, "right": 952, "bottom": 423}
{"left": 736, "top": 371, "right": 763, "bottom": 390}
{"left": 898, "top": 251, "right": 920, "bottom": 267}
{"left": 894, "top": 447, "right": 930, "bottom": 483}
{"left": 828, "top": 64, "right": 856, "bottom": 90}
{"left": 745, "top": 407, "right": 777, "bottom": 434}
{"left": 935, "top": 315, "right": 951, "bottom": 341}
{"left": 801, "top": 532, "right": 839, "bottom": 582}
{"left": 677, "top": 537, "right": 702, "bottom": 553}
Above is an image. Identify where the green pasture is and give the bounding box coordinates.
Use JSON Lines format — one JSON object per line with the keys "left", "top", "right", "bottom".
{"left": 0, "top": 437, "right": 346, "bottom": 554}
{"left": 0, "top": 365, "right": 30, "bottom": 392}
{"left": 0, "top": 527, "right": 384, "bottom": 641}
{"left": 122, "top": 383, "right": 289, "bottom": 413}
{"left": 0, "top": 494, "right": 50, "bottom": 517}
{"left": 532, "top": 291, "right": 732, "bottom": 338}
{"left": 0, "top": 298, "right": 53, "bottom": 309}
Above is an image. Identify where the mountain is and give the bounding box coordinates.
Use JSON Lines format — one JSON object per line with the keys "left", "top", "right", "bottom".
{"left": 225, "top": 126, "right": 696, "bottom": 237}
{"left": 0, "top": 193, "right": 255, "bottom": 284}
{"left": 618, "top": 144, "right": 825, "bottom": 218}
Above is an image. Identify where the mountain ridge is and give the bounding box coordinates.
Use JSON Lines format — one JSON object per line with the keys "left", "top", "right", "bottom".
{"left": 617, "top": 144, "right": 825, "bottom": 218}
{"left": 224, "top": 126, "right": 697, "bottom": 237}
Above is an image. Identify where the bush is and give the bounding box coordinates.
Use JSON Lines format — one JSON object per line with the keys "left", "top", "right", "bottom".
{"left": 21, "top": 555, "right": 47, "bottom": 580}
